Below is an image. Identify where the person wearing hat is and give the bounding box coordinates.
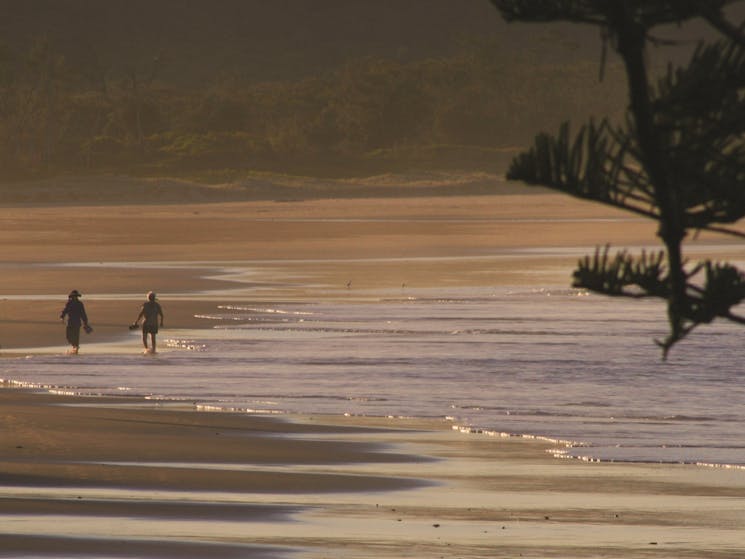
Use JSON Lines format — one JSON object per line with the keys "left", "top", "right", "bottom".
{"left": 60, "top": 290, "right": 92, "bottom": 354}
{"left": 131, "top": 291, "right": 164, "bottom": 353}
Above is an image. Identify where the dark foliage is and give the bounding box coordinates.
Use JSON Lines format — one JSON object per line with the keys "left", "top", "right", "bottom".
{"left": 0, "top": 33, "right": 626, "bottom": 181}
{"left": 492, "top": 0, "right": 745, "bottom": 358}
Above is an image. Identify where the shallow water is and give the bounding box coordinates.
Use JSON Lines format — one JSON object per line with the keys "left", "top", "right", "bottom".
{"left": 4, "top": 285, "right": 745, "bottom": 468}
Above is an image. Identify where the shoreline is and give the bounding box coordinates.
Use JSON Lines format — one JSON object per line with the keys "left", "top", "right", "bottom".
{"left": 2, "top": 192, "right": 744, "bottom": 471}
{"left": 2, "top": 388, "right": 745, "bottom": 558}
{"left": 1, "top": 192, "right": 741, "bottom": 353}
{"left": 2, "top": 192, "right": 745, "bottom": 556}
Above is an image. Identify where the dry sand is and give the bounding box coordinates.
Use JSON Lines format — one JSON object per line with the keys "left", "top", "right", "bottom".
{"left": 2, "top": 188, "right": 740, "bottom": 351}
{"left": 2, "top": 184, "right": 745, "bottom": 557}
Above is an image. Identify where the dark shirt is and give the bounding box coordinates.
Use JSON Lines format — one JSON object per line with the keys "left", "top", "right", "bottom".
{"left": 141, "top": 300, "right": 163, "bottom": 326}
{"left": 61, "top": 299, "right": 88, "bottom": 327}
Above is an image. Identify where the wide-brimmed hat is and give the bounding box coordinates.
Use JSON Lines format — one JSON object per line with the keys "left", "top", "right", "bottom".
{"left": 69, "top": 290, "right": 82, "bottom": 298}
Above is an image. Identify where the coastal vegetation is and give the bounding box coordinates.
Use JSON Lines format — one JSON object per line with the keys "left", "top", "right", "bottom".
{"left": 0, "top": 28, "right": 626, "bottom": 182}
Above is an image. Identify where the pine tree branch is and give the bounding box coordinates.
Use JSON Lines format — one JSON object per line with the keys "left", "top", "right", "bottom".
{"left": 693, "top": 224, "right": 745, "bottom": 239}
{"left": 722, "top": 310, "right": 745, "bottom": 325}
{"left": 572, "top": 246, "right": 669, "bottom": 298}
{"left": 490, "top": 0, "right": 745, "bottom": 358}
{"left": 507, "top": 120, "right": 661, "bottom": 219}
{"left": 491, "top": 1, "right": 740, "bottom": 30}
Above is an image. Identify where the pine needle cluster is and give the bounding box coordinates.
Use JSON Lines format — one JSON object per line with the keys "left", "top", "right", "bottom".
{"left": 491, "top": 0, "right": 745, "bottom": 358}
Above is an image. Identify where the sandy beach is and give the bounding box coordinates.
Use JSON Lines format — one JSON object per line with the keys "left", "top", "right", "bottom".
{"left": 2, "top": 389, "right": 745, "bottom": 558}
{"left": 2, "top": 183, "right": 745, "bottom": 557}
{"left": 2, "top": 186, "right": 739, "bottom": 352}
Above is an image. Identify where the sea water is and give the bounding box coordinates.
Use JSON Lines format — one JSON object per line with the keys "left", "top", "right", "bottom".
{"left": 3, "top": 285, "right": 745, "bottom": 468}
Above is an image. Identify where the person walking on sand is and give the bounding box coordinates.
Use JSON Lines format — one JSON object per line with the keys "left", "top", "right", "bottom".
{"left": 132, "top": 291, "right": 164, "bottom": 353}
{"left": 60, "top": 290, "right": 92, "bottom": 354}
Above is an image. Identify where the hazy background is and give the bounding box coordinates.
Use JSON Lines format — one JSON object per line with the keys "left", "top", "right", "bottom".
{"left": 0, "top": 0, "right": 723, "bottom": 186}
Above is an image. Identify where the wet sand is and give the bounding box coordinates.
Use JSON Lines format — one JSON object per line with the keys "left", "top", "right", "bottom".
{"left": 2, "top": 389, "right": 745, "bottom": 558}
{"left": 2, "top": 188, "right": 745, "bottom": 557}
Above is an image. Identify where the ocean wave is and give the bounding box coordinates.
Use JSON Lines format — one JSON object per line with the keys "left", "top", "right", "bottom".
{"left": 5, "top": 284, "right": 745, "bottom": 469}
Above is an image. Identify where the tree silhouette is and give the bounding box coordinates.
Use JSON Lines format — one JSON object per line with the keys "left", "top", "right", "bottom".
{"left": 490, "top": 1, "right": 745, "bottom": 358}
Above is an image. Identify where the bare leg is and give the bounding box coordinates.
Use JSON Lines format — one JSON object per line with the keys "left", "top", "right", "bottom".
{"left": 142, "top": 330, "right": 148, "bottom": 349}
{"left": 150, "top": 333, "right": 157, "bottom": 353}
